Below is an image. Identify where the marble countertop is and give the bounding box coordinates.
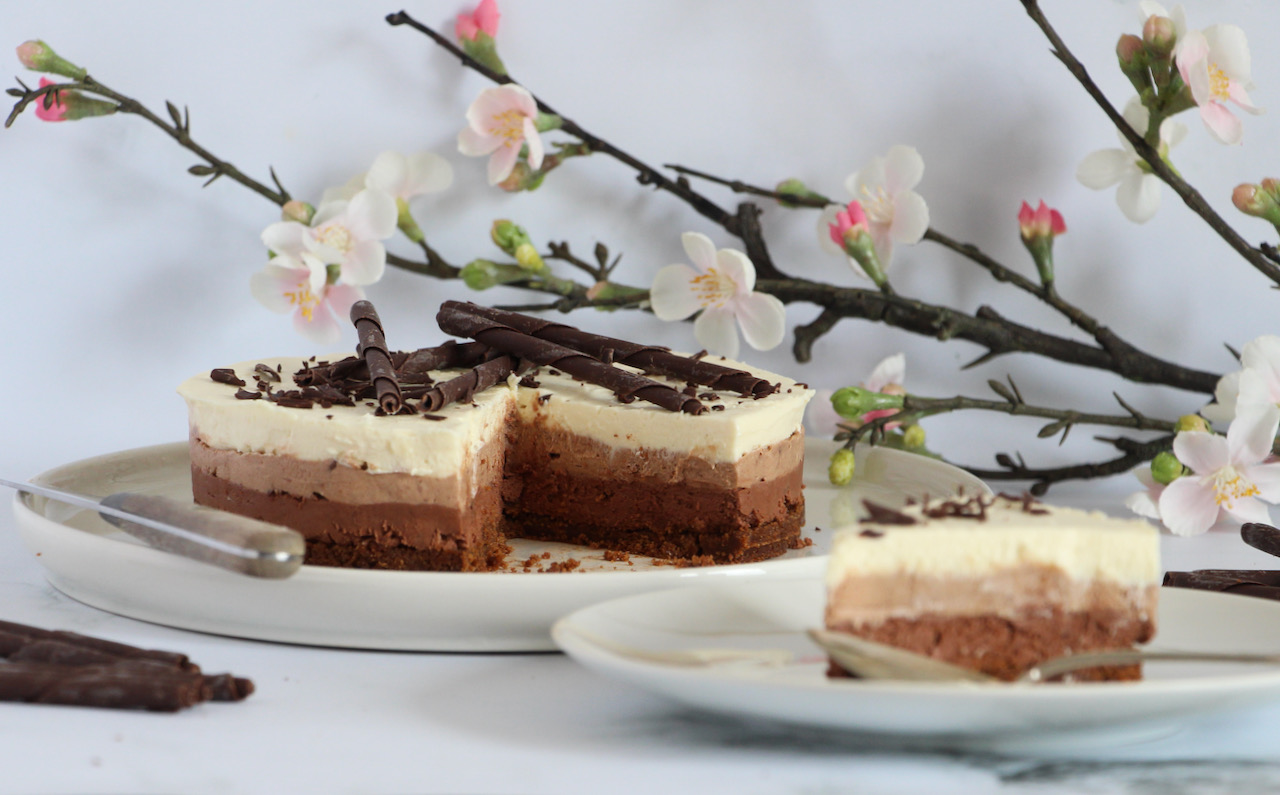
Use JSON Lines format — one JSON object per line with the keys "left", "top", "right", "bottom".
{"left": 4, "top": 474, "right": 1280, "bottom": 795}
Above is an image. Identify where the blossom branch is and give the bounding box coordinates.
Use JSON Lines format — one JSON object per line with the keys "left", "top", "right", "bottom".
{"left": 384, "top": 9, "right": 790, "bottom": 281}
{"left": 1019, "top": 0, "right": 1280, "bottom": 285}
{"left": 7, "top": 76, "right": 291, "bottom": 207}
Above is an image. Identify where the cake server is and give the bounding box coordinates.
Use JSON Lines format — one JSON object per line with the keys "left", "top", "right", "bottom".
{"left": 807, "top": 629, "right": 1280, "bottom": 684}
{"left": 3, "top": 478, "right": 305, "bottom": 579}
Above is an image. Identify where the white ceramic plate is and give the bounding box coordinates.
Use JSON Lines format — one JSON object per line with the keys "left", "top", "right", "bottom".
{"left": 11, "top": 440, "right": 986, "bottom": 651}
{"left": 552, "top": 582, "right": 1280, "bottom": 753}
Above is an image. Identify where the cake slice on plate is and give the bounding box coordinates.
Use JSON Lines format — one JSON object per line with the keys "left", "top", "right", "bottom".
{"left": 823, "top": 494, "right": 1161, "bottom": 681}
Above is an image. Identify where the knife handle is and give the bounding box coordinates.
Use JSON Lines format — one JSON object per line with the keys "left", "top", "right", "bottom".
{"left": 98, "top": 493, "right": 305, "bottom": 579}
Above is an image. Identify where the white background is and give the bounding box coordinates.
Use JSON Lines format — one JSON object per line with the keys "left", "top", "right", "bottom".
{"left": 3, "top": 0, "right": 1278, "bottom": 490}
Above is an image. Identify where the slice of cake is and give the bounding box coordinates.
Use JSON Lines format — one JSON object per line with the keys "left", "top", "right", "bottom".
{"left": 179, "top": 303, "right": 813, "bottom": 571}
{"left": 823, "top": 494, "right": 1160, "bottom": 681}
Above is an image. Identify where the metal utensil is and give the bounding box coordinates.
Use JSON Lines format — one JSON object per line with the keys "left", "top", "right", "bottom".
{"left": 807, "top": 628, "right": 1280, "bottom": 684}
{"left": 4, "top": 477, "right": 305, "bottom": 579}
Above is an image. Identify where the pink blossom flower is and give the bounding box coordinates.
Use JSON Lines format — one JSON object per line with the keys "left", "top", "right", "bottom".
{"left": 456, "top": 0, "right": 500, "bottom": 42}
{"left": 1202, "top": 335, "right": 1280, "bottom": 425}
{"left": 250, "top": 260, "right": 363, "bottom": 345}
{"left": 650, "top": 232, "right": 786, "bottom": 359}
{"left": 1017, "top": 200, "right": 1066, "bottom": 241}
{"left": 34, "top": 77, "right": 65, "bottom": 122}
{"left": 1157, "top": 408, "right": 1280, "bottom": 536}
{"left": 828, "top": 200, "right": 871, "bottom": 247}
{"left": 457, "top": 84, "right": 544, "bottom": 185}
{"left": 1176, "top": 25, "right": 1262, "bottom": 145}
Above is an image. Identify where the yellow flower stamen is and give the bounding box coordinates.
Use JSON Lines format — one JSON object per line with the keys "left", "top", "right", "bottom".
{"left": 284, "top": 278, "right": 322, "bottom": 322}
{"left": 1209, "top": 465, "right": 1260, "bottom": 510}
{"left": 315, "top": 223, "right": 353, "bottom": 254}
{"left": 489, "top": 109, "right": 526, "bottom": 148}
{"left": 1208, "top": 62, "right": 1231, "bottom": 101}
{"left": 689, "top": 267, "right": 736, "bottom": 308}
{"left": 859, "top": 185, "right": 894, "bottom": 226}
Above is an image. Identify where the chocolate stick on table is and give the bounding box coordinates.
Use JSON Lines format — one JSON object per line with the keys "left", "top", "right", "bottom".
{"left": 442, "top": 301, "right": 777, "bottom": 397}
{"left": 350, "top": 300, "right": 403, "bottom": 415}
{"left": 437, "top": 304, "right": 705, "bottom": 415}
{"left": 420, "top": 354, "right": 520, "bottom": 412}
{"left": 1163, "top": 570, "right": 1280, "bottom": 601}
{"left": 0, "top": 620, "right": 255, "bottom": 705}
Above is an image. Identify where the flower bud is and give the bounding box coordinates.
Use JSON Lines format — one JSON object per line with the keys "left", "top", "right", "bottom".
{"left": 281, "top": 200, "right": 315, "bottom": 225}
{"left": 902, "top": 424, "right": 926, "bottom": 449}
{"left": 1142, "top": 15, "right": 1176, "bottom": 58}
{"left": 1150, "top": 451, "right": 1184, "bottom": 485}
{"left": 514, "top": 242, "right": 544, "bottom": 271}
{"left": 490, "top": 219, "right": 522, "bottom": 252}
{"left": 1232, "top": 183, "right": 1280, "bottom": 226}
{"left": 831, "top": 386, "right": 904, "bottom": 420}
{"left": 775, "top": 178, "right": 824, "bottom": 208}
{"left": 829, "top": 201, "right": 887, "bottom": 287}
{"left": 1116, "top": 34, "right": 1153, "bottom": 94}
{"left": 16, "top": 39, "right": 86, "bottom": 80}
{"left": 34, "top": 78, "right": 116, "bottom": 122}
{"left": 1017, "top": 200, "right": 1065, "bottom": 287}
{"left": 1175, "top": 414, "right": 1210, "bottom": 433}
{"left": 461, "top": 259, "right": 502, "bottom": 290}
{"left": 828, "top": 448, "right": 856, "bottom": 486}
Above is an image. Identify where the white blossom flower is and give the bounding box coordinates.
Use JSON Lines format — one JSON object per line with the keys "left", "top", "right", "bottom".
{"left": 1177, "top": 26, "right": 1262, "bottom": 145}
{"left": 1157, "top": 408, "right": 1280, "bottom": 536}
{"left": 250, "top": 259, "right": 364, "bottom": 345}
{"left": 1124, "top": 467, "right": 1165, "bottom": 521}
{"left": 650, "top": 232, "right": 786, "bottom": 359}
{"left": 457, "top": 84, "right": 544, "bottom": 185}
{"left": 1202, "top": 335, "right": 1280, "bottom": 425}
{"left": 263, "top": 188, "right": 397, "bottom": 287}
{"left": 365, "top": 150, "right": 454, "bottom": 201}
{"left": 820, "top": 145, "right": 929, "bottom": 272}
{"left": 1076, "top": 98, "right": 1186, "bottom": 223}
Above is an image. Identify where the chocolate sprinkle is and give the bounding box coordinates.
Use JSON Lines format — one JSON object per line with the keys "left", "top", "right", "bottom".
{"left": 441, "top": 302, "right": 777, "bottom": 397}
{"left": 860, "top": 501, "right": 918, "bottom": 525}
{"left": 210, "top": 368, "right": 245, "bottom": 387}
{"left": 437, "top": 304, "right": 704, "bottom": 415}
{"left": 858, "top": 529, "right": 885, "bottom": 538}
{"left": 350, "top": 300, "right": 403, "bottom": 415}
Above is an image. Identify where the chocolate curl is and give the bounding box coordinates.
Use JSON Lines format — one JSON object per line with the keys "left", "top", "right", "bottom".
{"left": 437, "top": 304, "right": 704, "bottom": 415}
{"left": 1242, "top": 523, "right": 1280, "bottom": 559}
{"left": 350, "top": 300, "right": 403, "bottom": 414}
{"left": 443, "top": 301, "right": 777, "bottom": 397}
{"left": 1164, "top": 571, "right": 1280, "bottom": 601}
{"left": 399, "top": 340, "right": 492, "bottom": 375}
{"left": 420, "top": 354, "right": 519, "bottom": 412}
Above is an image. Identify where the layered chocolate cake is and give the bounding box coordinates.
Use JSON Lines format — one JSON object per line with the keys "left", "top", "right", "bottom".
{"left": 179, "top": 302, "right": 813, "bottom": 571}
{"left": 823, "top": 495, "right": 1160, "bottom": 681}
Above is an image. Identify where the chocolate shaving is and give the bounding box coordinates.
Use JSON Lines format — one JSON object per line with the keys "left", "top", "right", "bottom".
{"left": 420, "top": 355, "right": 519, "bottom": 412}
{"left": 210, "top": 368, "right": 245, "bottom": 387}
{"left": 858, "top": 529, "right": 885, "bottom": 538}
{"left": 350, "top": 300, "right": 403, "bottom": 415}
{"left": 1242, "top": 523, "right": 1280, "bottom": 559}
{"left": 441, "top": 301, "right": 776, "bottom": 397}
{"left": 437, "top": 304, "right": 703, "bottom": 415}
{"left": 253, "top": 363, "right": 280, "bottom": 383}
{"left": 234, "top": 389, "right": 261, "bottom": 400}
{"left": 860, "top": 501, "right": 918, "bottom": 525}
{"left": 399, "top": 340, "right": 492, "bottom": 375}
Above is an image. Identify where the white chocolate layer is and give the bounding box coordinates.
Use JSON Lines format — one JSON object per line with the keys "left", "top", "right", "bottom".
{"left": 178, "top": 353, "right": 812, "bottom": 478}
{"left": 825, "top": 496, "right": 1161, "bottom": 589}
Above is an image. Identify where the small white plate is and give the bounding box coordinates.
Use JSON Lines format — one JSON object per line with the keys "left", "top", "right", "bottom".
{"left": 11, "top": 439, "right": 985, "bottom": 651}
{"left": 552, "top": 582, "right": 1280, "bottom": 753}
